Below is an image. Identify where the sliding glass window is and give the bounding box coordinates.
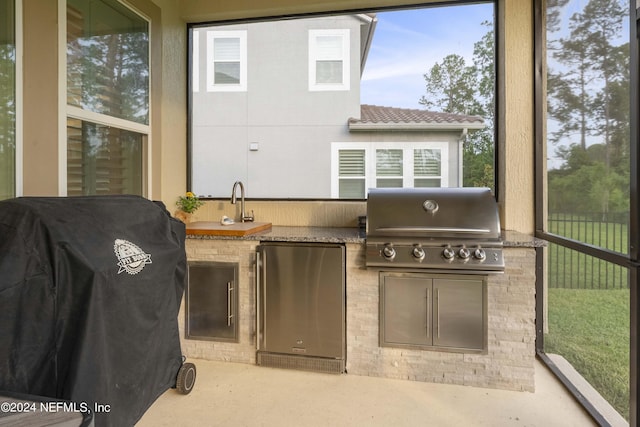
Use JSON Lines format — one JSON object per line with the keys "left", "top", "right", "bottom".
{"left": 0, "top": 0, "right": 16, "bottom": 200}
{"left": 66, "top": 0, "right": 149, "bottom": 196}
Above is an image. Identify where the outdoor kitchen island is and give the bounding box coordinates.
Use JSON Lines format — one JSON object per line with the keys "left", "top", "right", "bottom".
{"left": 180, "top": 226, "right": 543, "bottom": 392}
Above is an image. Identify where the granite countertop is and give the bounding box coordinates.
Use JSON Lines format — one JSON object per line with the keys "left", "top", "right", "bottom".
{"left": 502, "top": 230, "right": 547, "bottom": 247}
{"left": 186, "top": 225, "right": 365, "bottom": 243}
{"left": 186, "top": 225, "right": 545, "bottom": 248}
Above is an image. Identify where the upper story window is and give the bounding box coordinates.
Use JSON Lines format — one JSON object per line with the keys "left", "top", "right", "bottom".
{"left": 206, "top": 30, "right": 247, "bottom": 92}
{"left": 309, "top": 29, "right": 350, "bottom": 91}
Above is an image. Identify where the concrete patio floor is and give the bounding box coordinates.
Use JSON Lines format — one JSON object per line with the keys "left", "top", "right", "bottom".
{"left": 136, "top": 358, "right": 599, "bottom": 427}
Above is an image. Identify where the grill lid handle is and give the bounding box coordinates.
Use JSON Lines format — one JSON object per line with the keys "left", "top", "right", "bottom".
{"left": 374, "top": 226, "right": 491, "bottom": 234}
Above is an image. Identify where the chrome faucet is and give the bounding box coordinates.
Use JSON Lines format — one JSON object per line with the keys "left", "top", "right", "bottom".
{"left": 231, "top": 181, "right": 254, "bottom": 222}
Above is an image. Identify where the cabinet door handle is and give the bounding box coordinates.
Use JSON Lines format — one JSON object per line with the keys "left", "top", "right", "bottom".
{"left": 256, "top": 250, "right": 267, "bottom": 349}
{"left": 227, "top": 281, "right": 233, "bottom": 326}
{"left": 435, "top": 288, "right": 440, "bottom": 339}
{"left": 425, "top": 288, "right": 430, "bottom": 338}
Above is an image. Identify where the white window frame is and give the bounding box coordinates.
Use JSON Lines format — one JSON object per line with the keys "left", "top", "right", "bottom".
{"left": 206, "top": 30, "right": 247, "bottom": 92}
{"left": 192, "top": 29, "right": 200, "bottom": 92}
{"left": 59, "top": 0, "right": 152, "bottom": 197}
{"left": 14, "top": 0, "right": 23, "bottom": 196}
{"left": 308, "top": 29, "right": 350, "bottom": 92}
{"left": 330, "top": 142, "right": 449, "bottom": 198}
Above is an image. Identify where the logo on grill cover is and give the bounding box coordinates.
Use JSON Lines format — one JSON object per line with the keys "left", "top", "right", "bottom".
{"left": 114, "top": 239, "right": 152, "bottom": 275}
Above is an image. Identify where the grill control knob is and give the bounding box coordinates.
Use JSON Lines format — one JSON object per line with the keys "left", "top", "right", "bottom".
{"left": 412, "top": 245, "right": 425, "bottom": 260}
{"left": 474, "top": 248, "right": 486, "bottom": 260}
{"left": 442, "top": 246, "right": 455, "bottom": 260}
{"left": 382, "top": 244, "right": 396, "bottom": 260}
{"left": 458, "top": 247, "right": 471, "bottom": 259}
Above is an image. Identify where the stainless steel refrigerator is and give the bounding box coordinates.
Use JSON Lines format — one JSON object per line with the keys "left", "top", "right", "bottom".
{"left": 256, "top": 242, "right": 345, "bottom": 374}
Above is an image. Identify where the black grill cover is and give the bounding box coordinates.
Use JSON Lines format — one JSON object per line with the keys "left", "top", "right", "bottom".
{"left": 0, "top": 195, "right": 187, "bottom": 426}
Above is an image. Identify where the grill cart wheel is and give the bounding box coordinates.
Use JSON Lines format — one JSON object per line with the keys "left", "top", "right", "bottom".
{"left": 176, "top": 362, "right": 196, "bottom": 394}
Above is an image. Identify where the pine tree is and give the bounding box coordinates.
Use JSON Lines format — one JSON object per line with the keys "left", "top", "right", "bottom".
{"left": 546, "top": 0, "right": 629, "bottom": 216}
{"left": 418, "top": 22, "right": 495, "bottom": 189}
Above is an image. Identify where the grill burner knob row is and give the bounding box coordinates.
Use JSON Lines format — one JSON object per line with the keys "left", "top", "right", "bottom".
{"left": 382, "top": 244, "right": 396, "bottom": 260}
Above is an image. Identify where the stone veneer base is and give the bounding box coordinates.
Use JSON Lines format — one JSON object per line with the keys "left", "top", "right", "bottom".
{"left": 180, "top": 239, "right": 536, "bottom": 393}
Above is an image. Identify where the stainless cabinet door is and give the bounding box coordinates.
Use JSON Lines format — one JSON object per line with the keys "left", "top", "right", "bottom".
{"left": 381, "top": 275, "right": 431, "bottom": 346}
{"left": 259, "top": 244, "right": 345, "bottom": 359}
{"left": 433, "top": 277, "right": 485, "bottom": 350}
{"left": 187, "top": 262, "right": 238, "bottom": 342}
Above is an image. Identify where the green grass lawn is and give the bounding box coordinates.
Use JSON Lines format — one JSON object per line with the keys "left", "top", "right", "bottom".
{"left": 545, "top": 288, "right": 630, "bottom": 420}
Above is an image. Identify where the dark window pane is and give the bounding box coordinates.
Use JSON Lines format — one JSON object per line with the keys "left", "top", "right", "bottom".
{"left": 67, "top": 118, "right": 143, "bottom": 196}
{"left": 338, "top": 179, "right": 364, "bottom": 198}
{"left": 67, "top": 0, "right": 149, "bottom": 125}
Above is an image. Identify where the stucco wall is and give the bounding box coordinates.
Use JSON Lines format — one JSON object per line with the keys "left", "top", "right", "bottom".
{"left": 179, "top": 0, "right": 452, "bottom": 23}
{"left": 497, "top": 0, "right": 534, "bottom": 233}
{"left": 190, "top": 16, "right": 364, "bottom": 198}
{"left": 22, "top": 0, "right": 60, "bottom": 196}
{"left": 153, "top": 0, "right": 188, "bottom": 203}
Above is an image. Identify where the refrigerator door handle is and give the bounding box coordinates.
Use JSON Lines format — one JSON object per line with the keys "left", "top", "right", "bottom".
{"left": 262, "top": 250, "right": 267, "bottom": 349}
{"left": 256, "top": 250, "right": 261, "bottom": 350}
{"left": 256, "top": 249, "right": 266, "bottom": 350}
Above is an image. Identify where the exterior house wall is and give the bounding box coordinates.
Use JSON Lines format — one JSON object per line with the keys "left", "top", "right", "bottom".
{"left": 191, "top": 16, "right": 364, "bottom": 198}
{"left": 191, "top": 15, "right": 466, "bottom": 199}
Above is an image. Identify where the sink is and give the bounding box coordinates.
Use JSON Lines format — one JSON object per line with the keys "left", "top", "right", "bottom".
{"left": 185, "top": 221, "right": 272, "bottom": 237}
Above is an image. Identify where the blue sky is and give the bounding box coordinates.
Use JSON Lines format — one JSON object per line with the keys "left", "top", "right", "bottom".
{"left": 360, "top": 3, "right": 495, "bottom": 109}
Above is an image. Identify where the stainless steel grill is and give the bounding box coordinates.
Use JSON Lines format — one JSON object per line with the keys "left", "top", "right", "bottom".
{"left": 365, "top": 187, "right": 504, "bottom": 273}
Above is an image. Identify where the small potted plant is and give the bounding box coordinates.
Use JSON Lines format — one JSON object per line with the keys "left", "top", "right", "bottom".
{"left": 175, "top": 192, "right": 204, "bottom": 223}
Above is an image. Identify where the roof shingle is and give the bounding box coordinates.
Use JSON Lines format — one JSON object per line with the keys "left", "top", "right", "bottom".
{"left": 349, "top": 104, "right": 484, "bottom": 129}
